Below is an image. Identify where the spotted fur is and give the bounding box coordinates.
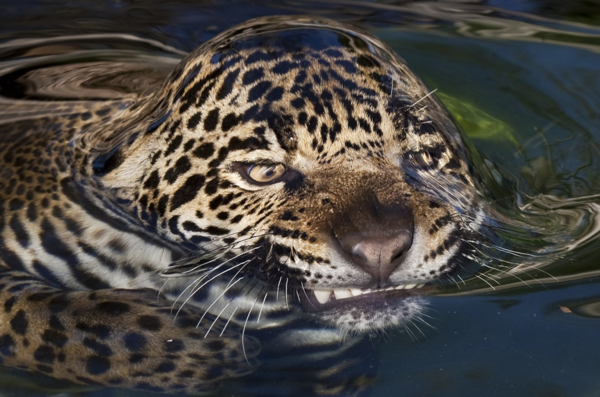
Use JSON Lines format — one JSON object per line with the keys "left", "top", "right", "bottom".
{"left": 0, "top": 16, "right": 485, "bottom": 393}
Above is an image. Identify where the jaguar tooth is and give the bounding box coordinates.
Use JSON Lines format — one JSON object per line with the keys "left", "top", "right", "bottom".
{"left": 350, "top": 288, "right": 362, "bottom": 297}
{"left": 333, "top": 289, "right": 352, "bottom": 300}
{"left": 404, "top": 284, "right": 417, "bottom": 289}
{"left": 314, "top": 290, "right": 331, "bottom": 304}
{"left": 395, "top": 285, "right": 405, "bottom": 290}
{"left": 417, "top": 284, "right": 425, "bottom": 288}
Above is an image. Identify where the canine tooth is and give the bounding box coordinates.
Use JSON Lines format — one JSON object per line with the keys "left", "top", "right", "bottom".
{"left": 350, "top": 289, "right": 362, "bottom": 297}
{"left": 404, "top": 284, "right": 417, "bottom": 289}
{"left": 314, "top": 290, "right": 331, "bottom": 304}
{"left": 334, "top": 289, "right": 352, "bottom": 300}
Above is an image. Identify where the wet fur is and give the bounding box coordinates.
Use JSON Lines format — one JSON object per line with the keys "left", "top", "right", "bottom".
{"left": 0, "top": 16, "right": 485, "bottom": 394}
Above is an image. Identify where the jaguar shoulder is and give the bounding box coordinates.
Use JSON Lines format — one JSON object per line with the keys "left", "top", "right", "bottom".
{"left": 0, "top": 16, "right": 487, "bottom": 394}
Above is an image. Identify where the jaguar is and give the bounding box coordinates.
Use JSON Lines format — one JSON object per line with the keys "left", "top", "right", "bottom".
{"left": 0, "top": 16, "right": 488, "bottom": 395}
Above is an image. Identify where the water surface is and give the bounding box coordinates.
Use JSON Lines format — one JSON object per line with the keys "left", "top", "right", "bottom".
{"left": 1, "top": 1, "right": 600, "bottom": 396}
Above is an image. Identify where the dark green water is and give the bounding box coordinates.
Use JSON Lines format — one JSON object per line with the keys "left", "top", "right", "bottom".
{"left": 1, "top": 1, "right": 600, "bottom": 396}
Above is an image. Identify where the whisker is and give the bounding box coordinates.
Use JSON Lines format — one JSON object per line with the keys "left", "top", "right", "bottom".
{"left": 403, "top": 323, "right": 417, "bottom": 341}
{"left": 475, "top": 274, "right": 497, "bottom": 290}
{"left": 527, "top": 266, "right": 558, "bottom": 282}
{"left": 223, "top": 261, "right": 251, "bottom": 291}
{"left": 170, "top": 246, "right": 258, "bottom": 296}
{"left": 170, "top": 273, "right": 210, "bottom": 319}
{"left": 285, "top": 277, "right": 289, "bottom": 311}
{"left": 465, "top": 240, "right": 539, "bottom": 258}
{"left": 242, "top": 295, "right": 260, "bottom": 363}
{"left": 220, "top": 305, "right": 239, "bottom": 337}
{"left": 256, "top": 292, "right": 269, "bottom": 324}
{"left": 276, "top": 276, "right": 283, "bottom": 302}
{"left": 410, "top": 88, "right": 438, "bottom": 107}
{"left": 455, "top": 274, "right": 467, "bottom": 285}
{"left": 197, "top": 276, "right": 245, "bottom": 329}
{"left": 164, "top": 249, "right": 232, "bottom": 277}
{"left": 410, "top": 321, "right": 427, "bottom": 339}
{"left": 204, "top": 301, "right": 231, "bottom": 338}
{"left": 462, "top": 242, "right": 554, "bottom": 288}
{"left": 157, "top": 278, "right": 170, "bottom": 305}
{"left": 164, "top": 245, "right": 260, "bottom": 277}
{"left": 301, "top": 283, "right": 316, "bottom": 309}
{"left": 174, "top": 260, "right": 250, "bottom": 320}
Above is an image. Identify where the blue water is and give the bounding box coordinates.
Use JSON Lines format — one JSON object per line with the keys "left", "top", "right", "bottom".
{"left": 1, "top": 1, "right": 600, "bottom": 396}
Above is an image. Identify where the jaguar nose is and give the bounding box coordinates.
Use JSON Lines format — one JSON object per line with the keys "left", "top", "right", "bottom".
{"left": 338, "top": 229, "right": 413, "bottom": 285}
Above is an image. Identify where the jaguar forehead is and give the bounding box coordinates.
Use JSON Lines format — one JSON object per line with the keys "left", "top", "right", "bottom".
{"left": 145, "top": 18, "right": 457, "bottom": 161}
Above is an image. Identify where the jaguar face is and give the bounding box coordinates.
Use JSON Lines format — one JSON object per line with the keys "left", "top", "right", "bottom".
{"left": 95, "top": 16, "right": 485, "bottom": 333}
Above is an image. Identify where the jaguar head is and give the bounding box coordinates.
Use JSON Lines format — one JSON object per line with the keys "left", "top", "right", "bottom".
{"left": 93, "top": 16, "right": 485, "bottom": 333}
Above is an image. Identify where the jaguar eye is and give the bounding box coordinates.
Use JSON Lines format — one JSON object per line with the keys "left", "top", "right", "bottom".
{"left": 247, "top": 164, "right": 286, "bottom": 183}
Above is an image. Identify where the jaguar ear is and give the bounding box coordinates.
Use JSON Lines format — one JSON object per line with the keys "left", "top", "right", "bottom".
{"left": 77, "top": 94, "right": 173, "bottom": 178}
{"left": 86, "top": 120, "right": 144, "bottom": 177}
{"left": 92, "top": 145, "right": 126, "bottom": 176}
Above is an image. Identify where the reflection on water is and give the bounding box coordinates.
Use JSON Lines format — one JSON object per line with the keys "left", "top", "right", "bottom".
{"left": 1, "top": 1, "right": 600, "bottom": 396}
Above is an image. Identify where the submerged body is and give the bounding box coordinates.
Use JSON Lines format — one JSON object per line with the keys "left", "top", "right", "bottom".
{"left": 0, "top": 16, "right": 485, "bottom": 394}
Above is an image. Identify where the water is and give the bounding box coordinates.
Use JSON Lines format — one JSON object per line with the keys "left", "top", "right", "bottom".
{"left": 1, "top": 1, "right": 600, "bottom": 396}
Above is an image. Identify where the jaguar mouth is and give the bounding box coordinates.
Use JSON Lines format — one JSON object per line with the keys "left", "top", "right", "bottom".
{"left": 300, "top": 283, "right": 432, "bottom": 313}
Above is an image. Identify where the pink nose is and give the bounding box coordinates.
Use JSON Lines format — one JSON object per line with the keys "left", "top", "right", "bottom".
{"left": 338, "top": 229, "right": 413, "bottom": 285}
